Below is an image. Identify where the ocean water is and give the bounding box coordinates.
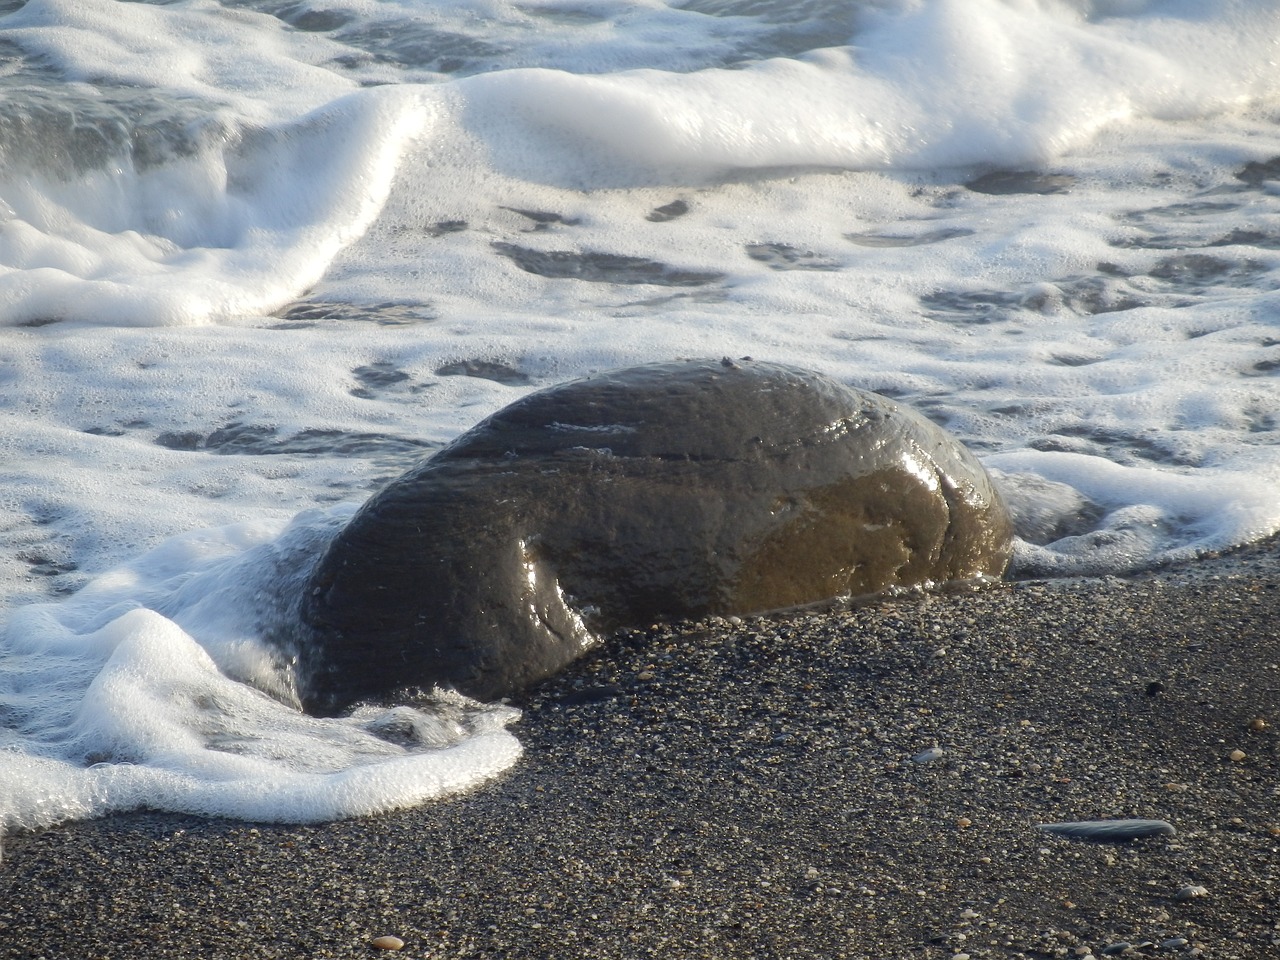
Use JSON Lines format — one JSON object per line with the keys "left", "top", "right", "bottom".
{"left": 3, "top": 0, "right": 1280, "bottom": 835}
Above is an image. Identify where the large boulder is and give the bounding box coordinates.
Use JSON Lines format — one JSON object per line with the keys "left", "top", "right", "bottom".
{"left": 297, "top": 358, "right": 1012, "bottom": 712}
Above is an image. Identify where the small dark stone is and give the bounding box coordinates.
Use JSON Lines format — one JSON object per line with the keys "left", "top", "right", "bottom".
{"left": 1037, "top": 819, "right": 1176, "bottom": 842}
{"left": 1146, "top": 680, "right": 1166, "bottom": 696}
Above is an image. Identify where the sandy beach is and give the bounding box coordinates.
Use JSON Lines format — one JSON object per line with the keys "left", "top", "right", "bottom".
{"left": 2, "top": 545, "right": 1277, "bottom": 960}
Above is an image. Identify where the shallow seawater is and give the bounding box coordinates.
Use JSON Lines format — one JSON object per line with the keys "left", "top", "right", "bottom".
{"left": 3, "top": 0, "right": 1280, "bottom": 833}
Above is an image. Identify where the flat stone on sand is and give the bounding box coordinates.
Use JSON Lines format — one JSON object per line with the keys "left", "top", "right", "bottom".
{"left": 1037, "top": 819, "right": 1177, "bottom": 842}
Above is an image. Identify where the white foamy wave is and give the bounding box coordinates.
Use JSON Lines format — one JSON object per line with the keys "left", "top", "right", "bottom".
{"left": 0, "top": 87, "right": 429, "bottom": 326}
{"left": 3, "top": 0, "right": 352, "bottom": 117}
{"left": 0, "top": 513, "right": 521, "bottom": 836}
{"left": 992, "top": 455, "right": 1280, "bottom": 575}
{"left": 461, "top": 0, "right": 1280, "bottom": 186}
{"left": 3, "top": 1, "right": 1278, "bottom": 324}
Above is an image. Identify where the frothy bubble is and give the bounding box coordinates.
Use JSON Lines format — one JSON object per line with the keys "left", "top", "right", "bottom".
{"left": 0, "top": 512, "right": 521, "bottom": 837}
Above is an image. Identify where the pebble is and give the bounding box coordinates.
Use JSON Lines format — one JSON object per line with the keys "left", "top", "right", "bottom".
{"left": 1248, "top": 717, "right": 1268, "bottom": 731}
{"left": 1036, "top": 819, "right": 1176, "bottom": 842}
{"left": 1229, "top": 748, "right": 1246, "bottom": 761}
{"left": 912, "top": 746, "right": 945, "bottom": 764}
{"left": 1100, "top": 943, "right": 1131, "bottom": 956}
{"left": 1160, "top": 937, "right": 1190, "bottom": 950}
{"left": 1173, "top": 885, "right": 1209, "bottom": 902}
{"left": 369, "top": 935, "right": 405, "bottom": 951}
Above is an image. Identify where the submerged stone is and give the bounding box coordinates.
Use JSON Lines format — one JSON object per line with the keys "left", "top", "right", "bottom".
{"left": 297, "top": 358, "right": 1012, "bottom": 713}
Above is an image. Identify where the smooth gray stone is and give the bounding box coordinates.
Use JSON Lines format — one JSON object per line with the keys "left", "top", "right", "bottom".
{"left": 296, "top": 358, "right": 1013, "bottom": 713}
{"left": 1036, "top": 819, "right": 1177, "bottom": 842}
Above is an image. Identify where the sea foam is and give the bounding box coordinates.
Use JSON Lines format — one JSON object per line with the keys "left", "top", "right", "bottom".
{"left": 3, "top": 0, "right": 1280, "bottom": 832}
{"left": 0, "top": 512, "right": 521, "bottom": 837}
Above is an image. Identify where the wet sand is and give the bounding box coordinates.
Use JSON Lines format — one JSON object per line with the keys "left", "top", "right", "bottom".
{"left": 1, "top": 546, "right": 1277, "bottom": 960}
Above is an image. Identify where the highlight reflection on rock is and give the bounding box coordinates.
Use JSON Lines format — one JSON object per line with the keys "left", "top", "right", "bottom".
{"left": 297, "top": 359, "right": 1013, "bottom": 713}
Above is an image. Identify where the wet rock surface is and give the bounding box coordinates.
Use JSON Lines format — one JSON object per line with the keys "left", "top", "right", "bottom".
{"left": 297, "top": 358, "right": 1012, "bottom": 711}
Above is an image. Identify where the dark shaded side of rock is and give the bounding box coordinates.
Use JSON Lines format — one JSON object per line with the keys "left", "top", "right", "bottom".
{"left": 295, "top": 359, "right": 1012, "bottom": 713}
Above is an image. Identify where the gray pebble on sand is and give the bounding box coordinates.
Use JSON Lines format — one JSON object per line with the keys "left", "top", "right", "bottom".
{"left": 1036, "top": 819, "right": 1176, "bottom": 842}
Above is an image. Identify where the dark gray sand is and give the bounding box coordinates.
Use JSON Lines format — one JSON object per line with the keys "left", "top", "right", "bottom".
{"left": 2, "top": 547, "right": 1278, "bottom": 959}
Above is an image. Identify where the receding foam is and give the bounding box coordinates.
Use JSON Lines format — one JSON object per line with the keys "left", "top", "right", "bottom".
{"left": 3, "top": 0, "right": 1280, "bottom": 833}
{"left": 0, "top": 514, "right": 521, "bottom": 837}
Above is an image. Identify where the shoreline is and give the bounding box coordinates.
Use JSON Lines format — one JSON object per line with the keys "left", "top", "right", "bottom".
{"left": 1, "top": 545, "right": 1277, "bottom": 959}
